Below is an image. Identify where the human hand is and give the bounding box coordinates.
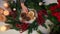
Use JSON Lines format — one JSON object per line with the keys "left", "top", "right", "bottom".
{"left": 21, "top": 3, "right": 28, "bottom": 13}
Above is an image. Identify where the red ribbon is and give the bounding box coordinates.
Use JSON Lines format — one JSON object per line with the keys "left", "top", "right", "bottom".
{"left": 49, "top": 0, "right": 60, "bottom": 22}
{"left": 37, "top": 10, "right": 48, "bottom": 25}
{"left": 16, "top": 23, "right": 29, "bottom": 32}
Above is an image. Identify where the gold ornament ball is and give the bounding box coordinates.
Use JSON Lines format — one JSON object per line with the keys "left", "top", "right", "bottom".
{"left": 0, "top": 25, "right": 11, "bottom": 32}
{"left": 0, "top": 8, "right": 4, "bottom": 14}
{"left": 3, "top": 2, "right": 9, "bottom": 8}
{"left": 0, "top": 26, "right": 7, "bottom": 32}
{"left": 0, "top": 15, "right": 7, "bottom": 22}
{"left": 3, "top": 10, "right": 10, "bottom": 16}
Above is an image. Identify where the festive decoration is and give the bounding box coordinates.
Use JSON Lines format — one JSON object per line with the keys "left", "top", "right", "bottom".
{"left": 16, "top": 23, "right": 29, "bottom": 32}
{"left": 0, "top": 25, "right": 11, "bottom": 32}
{"left": 0, "top": 8, "right": 4, "bottom": 15}
{"left": 39, "top": 2, "right": 43, "bottom": 6}
{"left": 3, "top": 10, "right": 10, "bottom": 16}
{"left": 0, "top": 8, "right": 7, "bottom": 22}
{"left": 3, "top": 2, "right": 9, "bottom": 8}
{"left": 13, "top": 8, "right": 16, "bottom": 11}
{"left": 48, "top": 0, "right": 60, "bottom": 23}
{"left": 27, "top": 10, "right": 35, "bottom": 20}
{"left": 0, "top": 15, "right": 7, "bottom": 22}
{"left": 52, "top": 12, "right": 60, "bottom": 22}
{"left": 0, "top": 0, "right": 60, "bottom": 34}
{"left": 37, "top": 10, "right": 47, "bottom": 25}
{"left": 20, "top": 9, "right": 37, "bottom": 24}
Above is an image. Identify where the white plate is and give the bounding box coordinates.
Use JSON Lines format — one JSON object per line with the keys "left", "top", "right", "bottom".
{"left": 19, "top": 9, "right": 37, "bottom": 24}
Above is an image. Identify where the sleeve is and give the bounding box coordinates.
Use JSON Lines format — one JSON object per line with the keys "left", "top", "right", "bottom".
{"left": 20, "top": 0, "right": 26, "bottom": 3}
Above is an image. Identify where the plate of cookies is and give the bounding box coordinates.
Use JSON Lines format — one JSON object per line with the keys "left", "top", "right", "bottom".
{"left": 19, "top": 9, "right": 37, "bottom": 24}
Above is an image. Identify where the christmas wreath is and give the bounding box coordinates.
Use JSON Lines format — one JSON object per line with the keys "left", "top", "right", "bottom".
{"left": 0, "top": 0, "right": 60, "bottom": 34}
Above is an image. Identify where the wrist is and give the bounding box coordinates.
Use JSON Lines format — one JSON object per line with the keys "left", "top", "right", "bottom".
{"left": 21, "top": 3, "right": 24, "bottom": 6}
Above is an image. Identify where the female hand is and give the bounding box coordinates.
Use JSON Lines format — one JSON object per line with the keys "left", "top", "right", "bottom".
{"left": 21, "top": 3, "right": 28, "bottom": 13}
